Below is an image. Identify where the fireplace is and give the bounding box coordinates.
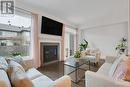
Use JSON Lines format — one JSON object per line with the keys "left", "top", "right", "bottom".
{"left": 40, "top": 43, "right": 60, "bottom": 64}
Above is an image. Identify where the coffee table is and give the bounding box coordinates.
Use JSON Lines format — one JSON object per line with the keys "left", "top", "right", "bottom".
{"left": 64, "top": 57, "right": 90, "bottom": 83}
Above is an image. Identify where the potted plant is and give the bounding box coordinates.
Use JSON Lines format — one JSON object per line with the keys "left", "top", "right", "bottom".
{"left": 74, "top": 50, "right": 81, "bottom": 62}
{"left": 79, "top": 39, "right": 88, "bottom": 51}
{"left": 115, "top": 37, "right": 127, "bottom": 54}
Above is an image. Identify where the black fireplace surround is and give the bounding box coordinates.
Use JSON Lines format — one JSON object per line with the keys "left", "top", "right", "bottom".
{"left": 40, "top": 43, "right": 59, "bottom": 64}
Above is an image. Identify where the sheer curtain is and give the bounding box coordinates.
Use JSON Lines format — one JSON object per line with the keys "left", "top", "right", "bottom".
{"left": 61, "top": 25, "right": 65, "bottom": 61}
{"left": 31, "top": 13, "right": 41, "bottom": 68}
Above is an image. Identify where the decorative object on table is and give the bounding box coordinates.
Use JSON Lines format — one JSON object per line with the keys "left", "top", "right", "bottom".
{"left": 74, "top": 50, "right": 81, "bottom": 62}
{"left": 74, "top": 50, "right": 81, "bottom": 58}
{"left": 115, "top": 37, "right": 127, "bottom": 54}
{"left": 79, "top": 39, "right": 88, "bottom": 51}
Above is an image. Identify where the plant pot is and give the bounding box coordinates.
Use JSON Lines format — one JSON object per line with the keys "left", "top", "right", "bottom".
{"left": 75, "top": 58, "right": 80, "bottom": 62}
{"left": 120, "top": 49, "right": 125, "bottom": 52}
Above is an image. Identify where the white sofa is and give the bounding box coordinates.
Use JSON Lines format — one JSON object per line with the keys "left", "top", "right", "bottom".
{"left": 85, "top": 55, "right": 130, "bottom": 87}
{"left": 0, "top": 57, "right": 71, "bottom": 87}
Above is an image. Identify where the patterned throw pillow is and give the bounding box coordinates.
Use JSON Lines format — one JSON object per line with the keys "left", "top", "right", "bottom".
{"left": 113, "top": 58, "right": 130, "bottom": 82}
{"left": 0, "top": 56, "right": 8, "bottom": 71}
{"left": 108, "top": 54, "right": 129, "bottom": 77}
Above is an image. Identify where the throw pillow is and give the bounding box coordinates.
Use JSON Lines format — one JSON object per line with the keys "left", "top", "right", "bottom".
{"left": 10, "top": 66, "right": 34, "bottom": 87}
{"left": 9, "top": 61, "right": 25, "bottom": 72}
{"left": 81, "top": 51, "right": 86, "bottom": 58}
{"left": 85, "top": 50, "right": 90, "bottom": 55}
{"left": 108, "top": 54, "right": 128, "bottom": 77}
{"left": 12, "top": 56, "right": 28, "bottom": 71}
{"left": 113, "top": 58, "right": 130, "bottom": 82}
{"left": 0, "top": 56, "right": 8, "bottom": 71}
{"left": 90, "top": 50, "right": 97, "bottom": 56}
{"left": 7, "top": 61, "right": 25, "bottom": 81}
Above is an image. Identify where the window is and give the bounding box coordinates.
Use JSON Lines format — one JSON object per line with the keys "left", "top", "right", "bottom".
{"left": 0, "top": 8, "right": 31, "bottom": 57}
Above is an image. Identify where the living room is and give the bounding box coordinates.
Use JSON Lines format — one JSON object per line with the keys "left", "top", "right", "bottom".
{"left": 0, "top": 0, "right": 130, "bottom": 87}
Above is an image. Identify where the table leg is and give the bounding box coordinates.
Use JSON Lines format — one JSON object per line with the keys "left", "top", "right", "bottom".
{"left": 89, "top": 61, "right": 90, "bottom": 70}
{"left": 75, "top": 67, "right": 77, "bottom": 83}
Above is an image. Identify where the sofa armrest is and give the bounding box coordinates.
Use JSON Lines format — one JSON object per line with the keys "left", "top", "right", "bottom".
{"left": 51, "top": 75, "right": 71, "bottom": 87}
{"left": 105, "top": 56, "right": 117, "bottom": 64}
{"left": 85, "top": 71, "right": 130, "bottom": 87}
{"left": 0, "top": 70, "right": 11, "bottom": 87}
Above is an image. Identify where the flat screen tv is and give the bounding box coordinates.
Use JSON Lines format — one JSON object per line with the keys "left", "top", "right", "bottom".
{"left": 41, "top": 16, "right": 63, "bottom": 36}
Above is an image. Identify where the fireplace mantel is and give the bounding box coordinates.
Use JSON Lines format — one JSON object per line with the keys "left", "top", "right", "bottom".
{"left": 40, "top": 34, "right": 61, "bottom": 43}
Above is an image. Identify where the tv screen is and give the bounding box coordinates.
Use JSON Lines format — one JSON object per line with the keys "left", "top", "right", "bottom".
{"left": 41, "top": 16, "right": 63, "bottom": 36}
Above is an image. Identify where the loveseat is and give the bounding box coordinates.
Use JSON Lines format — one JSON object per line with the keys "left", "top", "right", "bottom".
{"left": 85, "top": 55, "right": 130, "bottom": 87}
{"left": 0, "top": 56, "right": 71, "bottom": 87}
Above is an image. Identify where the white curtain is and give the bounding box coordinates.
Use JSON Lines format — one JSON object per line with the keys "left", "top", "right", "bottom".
{"left": 61, "top": 25, "right": 65, "bottom": 61}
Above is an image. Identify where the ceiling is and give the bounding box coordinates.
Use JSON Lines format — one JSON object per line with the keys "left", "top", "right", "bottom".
{"left": 16, "top": 0, "right": 128, "bottom": 29}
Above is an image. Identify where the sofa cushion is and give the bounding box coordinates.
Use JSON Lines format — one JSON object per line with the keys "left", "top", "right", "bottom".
{"left": 97, "top": 63, "right": 112, "bottom": 75}
{"left": 26, "top": 68, "right": 43, "bottom": 80}
{"left": 86, "top": 56, "right": 96, "bottom": 62}
{"left": 0, "top": 70, "right": 11, "bottom": 87}
{"left": 90, "top": 49, "right": 99, "bottom": 55}
{"left": 10, "top": 65, "right": 34, "bottom": 87}
{"left": 0, "top": 56, "right": 8, "bottom": 71}
{"left": 113, "top": 58, "right": 130, "bottom": 82}
{"left": 32, "top": 75, "right": 53, "bottom": 87}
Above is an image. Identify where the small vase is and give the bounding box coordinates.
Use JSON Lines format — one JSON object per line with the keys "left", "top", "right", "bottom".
{"left": 76, "top": 58, "right": 80, "bottom": 62}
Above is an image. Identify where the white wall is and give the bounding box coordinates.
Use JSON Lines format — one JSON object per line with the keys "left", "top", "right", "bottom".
{"left": 81, "top": 22, "right": 128, "bottom": 59}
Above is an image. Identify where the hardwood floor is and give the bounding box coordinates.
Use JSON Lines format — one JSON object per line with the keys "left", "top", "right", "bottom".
{"left": 38, "top": 59, "right": 104, "bottom": 87}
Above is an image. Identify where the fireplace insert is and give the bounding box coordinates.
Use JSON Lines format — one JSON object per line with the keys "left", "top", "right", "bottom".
{"left": 41, "top": 43, "right": 59, "bottom": 64}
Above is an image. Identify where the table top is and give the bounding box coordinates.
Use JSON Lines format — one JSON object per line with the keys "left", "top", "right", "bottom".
{"left": 64, "top": 57, "right": 90, "bottom": 68}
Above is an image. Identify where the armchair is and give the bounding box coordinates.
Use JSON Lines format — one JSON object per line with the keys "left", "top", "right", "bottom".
{"left": 81, "top": 48, "right": 101, "bottom": 64}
